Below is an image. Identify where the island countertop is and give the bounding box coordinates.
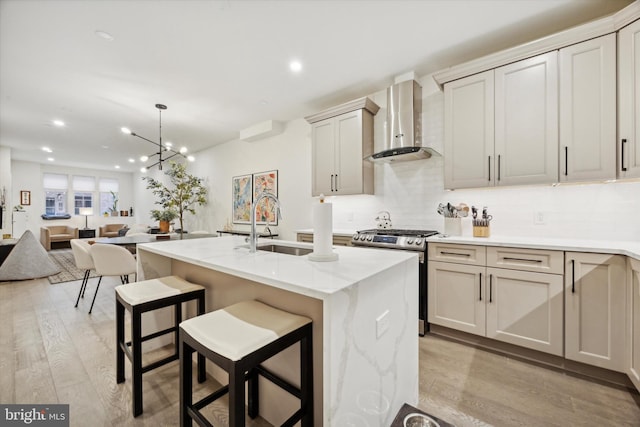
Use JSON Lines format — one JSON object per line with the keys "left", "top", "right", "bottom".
{"left": 137, "top": 235, "right": 418, "bottom": 299}
{"left": 136, "top": 234, "right": 419, "bottom": 426}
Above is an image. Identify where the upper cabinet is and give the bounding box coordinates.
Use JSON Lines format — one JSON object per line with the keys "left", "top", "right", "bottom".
{"left": 444, "top": 52, "right": 558, "bottom": 189}
{"left": 559, "top": 34, "right": 617, "bottom": 182}
{"left": 619, "top": 19, "right": 640, "bottom": 179}
{"left": 306, "top": 97, "right": 379, "bottom": 196}
{"left": 444, "top": 70, "right": 494, "bottom": 188}
{"left": 437, "top": 3, "right": 640, "bottom": 189}
{"left": 495, "top": 52, "right": 559, "bottom": 186}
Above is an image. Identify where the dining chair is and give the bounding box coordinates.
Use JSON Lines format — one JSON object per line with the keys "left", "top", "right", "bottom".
{"left": 88, "top": 243, "right": 137, "bottom": 314}
{"left": 70, "top": 239, "right": 97, "bottom": 309}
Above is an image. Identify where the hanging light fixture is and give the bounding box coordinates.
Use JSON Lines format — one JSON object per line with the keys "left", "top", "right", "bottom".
{"left": 121, "top": 104, "right": 195, "bottom": 172}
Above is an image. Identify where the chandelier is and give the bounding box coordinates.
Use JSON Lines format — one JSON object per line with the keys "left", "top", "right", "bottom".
{"left": 121, "top": 103, "right": 194, "bottom": 172}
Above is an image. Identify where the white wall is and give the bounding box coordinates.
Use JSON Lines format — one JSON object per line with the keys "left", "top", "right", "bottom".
{"left": 130, "top": 73, "right": 640, "bottom": 243}
{"left": 9, "top": 160, "right": 136, "bottom": 238}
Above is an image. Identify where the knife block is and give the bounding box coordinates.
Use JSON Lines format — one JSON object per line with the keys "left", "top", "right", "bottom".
{"left": 473, "top": 225, "right": 490, "bottom": 237}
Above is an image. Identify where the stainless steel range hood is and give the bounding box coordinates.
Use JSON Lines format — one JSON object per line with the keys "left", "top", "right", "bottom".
{"left": 368, "top": 79, "right": 440, "bottom": 163}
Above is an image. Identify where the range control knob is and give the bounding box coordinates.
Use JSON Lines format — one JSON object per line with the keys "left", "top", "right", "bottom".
{"left": 352, "top": 234, "right": 359, "bottom": 240}
{"left": 407, "top": 238, "right": 414, "bottom": 244}
{"left": 360, "top": 235, "right": 368, "bottom": 241}
{"left": 366, "top": 235, "right": 374, "bottom": 241}
{"left": 415, "top": 238, "right": 423, "bottom": 245}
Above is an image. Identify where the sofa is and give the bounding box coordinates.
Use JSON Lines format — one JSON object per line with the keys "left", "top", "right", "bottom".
{"left": 99, "top": 223, "right": 126, "bottom": 237}
{"left": 40, "top": 225, "right": 79, "bottom": 251}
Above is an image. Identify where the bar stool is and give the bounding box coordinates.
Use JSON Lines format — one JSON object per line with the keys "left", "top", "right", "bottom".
{"left": 179, "top": 300, "right": 313, "bottom": 427}
{"left": 115, "top": 275, "right": 206, "bottom": 417}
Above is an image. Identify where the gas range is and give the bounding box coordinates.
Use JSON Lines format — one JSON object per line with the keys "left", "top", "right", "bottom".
{"left": 351, "top": 229, "right": 439, "bottom": 251}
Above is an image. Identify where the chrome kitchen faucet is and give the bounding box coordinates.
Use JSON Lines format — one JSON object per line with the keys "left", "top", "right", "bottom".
{"left": 249, "top": 192, "right": 281, "bottom": 253}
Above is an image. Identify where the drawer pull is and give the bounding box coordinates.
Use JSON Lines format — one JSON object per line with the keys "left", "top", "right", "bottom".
{"left": 440, "top": 251, "right": 471, "bottom": 257}
{"left": 479, "top": 273, "right": 483, "bottom": 301}
{"left": 502, "top": 257, "right": 543, "bottom": 263}
{"left": 571, "top": 259, "right": 575, "bottom": 293}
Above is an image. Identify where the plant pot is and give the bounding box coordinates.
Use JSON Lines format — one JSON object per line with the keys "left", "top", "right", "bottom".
{"left": 111, "top": 211, "right": 119, "bottom": 216}
{"left": 159, "top": 220, "right": 170, "bottom": 233}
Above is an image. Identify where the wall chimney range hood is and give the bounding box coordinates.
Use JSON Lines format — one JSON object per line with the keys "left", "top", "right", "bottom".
{"left": 368, "top": 79, "right": 440, "bottom": 163}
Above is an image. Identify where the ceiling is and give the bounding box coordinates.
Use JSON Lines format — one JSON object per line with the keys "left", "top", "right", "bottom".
{"left": 0, "top": 0, "right": 634, "bottom": 173}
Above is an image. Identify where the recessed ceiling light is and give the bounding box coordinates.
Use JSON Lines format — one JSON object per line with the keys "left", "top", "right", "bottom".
{"left": 179, "top": 147, "right": 187, "bottom": 154}
{"left": 187, "top": 155, "right": 195, "bottom": 162}
{"left": 42, "top": 147, "right": 52, "bottom": 153}
{"left": 289, "top": 60, "right": 303, "bottom": 73}
{"left": 52, "top": 120, "right": 65, "bottom": 127}
{"left": 95, "top": 30, "right": 114, "bottom": 41}
{"left": 121, "top": 127, "right": 132, "bottom": 135}
{"left": 128, "top": 158, "right": 135, "bottom": 163}
{"left": 140, "top": 167, "right": 148, "bottom": 173}
{"left": 165, "top": 141, "right": 173, "bottom": 147}
{"left": 140, "top": 155, "right": 149, "bottom": 162}
{"left": 47, "top": 157, "right": 55, "bottom": 162}
{"left": 101, "top": 145, "right": 109, "bottom": 149}
{"left": 114, "top": 165, "right": 120, "bottom": 169}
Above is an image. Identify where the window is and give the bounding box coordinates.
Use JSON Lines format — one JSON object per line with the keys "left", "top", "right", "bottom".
{"left": 43, "top": 173, "right": 68, "bottom": 215}
{"left": 99, "top": 178, "right": 119, "bottom": 215}
{"left": 73, "top": 176, "right": 95, "bottom": 215}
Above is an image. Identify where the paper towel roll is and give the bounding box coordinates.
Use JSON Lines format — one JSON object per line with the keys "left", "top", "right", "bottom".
{"left": 313, "top": 202, "right": 333, "bottom": 255}
{"left": 309, "top": 197, "right": 339, "bottom": 261}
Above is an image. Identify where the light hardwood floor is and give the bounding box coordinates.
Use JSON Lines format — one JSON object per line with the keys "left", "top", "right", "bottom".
{"left": 1, "top": 275, "right": 639, "bottom": 426}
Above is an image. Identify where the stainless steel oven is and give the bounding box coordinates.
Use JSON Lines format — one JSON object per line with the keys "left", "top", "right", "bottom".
{"left": 351, "top": 229, "right": 438, "bottom": 336}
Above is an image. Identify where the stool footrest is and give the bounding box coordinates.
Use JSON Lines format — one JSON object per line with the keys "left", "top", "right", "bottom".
{"left": 139, "top": 325, "right": 177, "bottom": 343}
{"left": 255, "top": 365, "right": 301, "bottom": 399}
{"left": 187, "top": 406, "right": 214, "bottom": 427}
{"left": 194, "top": 385, "right": 230, "bottom": 410}
{"left": 142, "top": 353, "right": 178, "bottom": 374}
{"left": 282, "top": 408, "right": 305, "bottom": 427}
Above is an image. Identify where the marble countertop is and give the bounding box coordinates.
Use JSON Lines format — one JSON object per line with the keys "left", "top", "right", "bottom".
{"left": 137, "top": 235, "right": 416, "bottom": 299}
{"left": 426, "top": 234, "right": 640, "bottom": 261}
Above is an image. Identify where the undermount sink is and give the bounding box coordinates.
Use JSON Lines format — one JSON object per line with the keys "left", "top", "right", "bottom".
{"left": 257, "top": 244, "right": 313, "bottom": 256}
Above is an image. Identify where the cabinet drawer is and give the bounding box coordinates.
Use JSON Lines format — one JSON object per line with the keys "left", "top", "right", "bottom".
{"left": 486, "top": 246, "right": 563, "bottom": 274}
{"left": 428, "top": 243, "right": 486, "bottom": 265}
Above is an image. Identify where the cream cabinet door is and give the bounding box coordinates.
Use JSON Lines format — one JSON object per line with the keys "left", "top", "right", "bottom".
{"left": 628, "top": 258, "right": 640, "bottom": 390}
{"left": 495, "top": 52, "right": 559, "bottom": 186}
{"left": 485, "top": 267, "right": 563, "bottom": 356}
{"left": 334, "top": 109, "right": 371, "bottom": 195}
{"left": 559, "top": 34, "right": 616, "bottom": 182}
{"left": 565, "top": 252, "right": 627, "bottom": 372}
{"left": 428, "top": 261, "right": 485, "bottom": 336}
{"left": 619, "top": 19, "right": 640, "bottom": 179}
{"left": 444, "top": 70, "right": 495, "bottom": 189}
{"left": 311, "top": 119, "right": 336, "bottom": 196}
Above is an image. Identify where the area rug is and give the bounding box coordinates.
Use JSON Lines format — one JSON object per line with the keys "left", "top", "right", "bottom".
{"left": 48, "top": 249, "right": 98, "bottom": 284}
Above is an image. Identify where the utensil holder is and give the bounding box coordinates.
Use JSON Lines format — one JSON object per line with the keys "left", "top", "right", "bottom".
{"left": 473, "top": 225, "right": 490, "bottom": 237}
{"left": 444, "top": 217, "right": 462, "bottom": 236}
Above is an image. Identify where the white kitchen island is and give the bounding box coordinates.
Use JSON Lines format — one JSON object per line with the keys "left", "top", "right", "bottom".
{"left": 136, "top": 235, "right": 418, "bottom": 426}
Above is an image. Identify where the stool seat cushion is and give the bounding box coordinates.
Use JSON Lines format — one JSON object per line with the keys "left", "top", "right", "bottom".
{"left": 116, "top": 276, "right": 204, "bottom": 306}
{"left": 180, "top": 300, "right": 311, "bottom": 361}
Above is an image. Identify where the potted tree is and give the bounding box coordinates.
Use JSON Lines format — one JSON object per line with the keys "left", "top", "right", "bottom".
{"left": 143, "top": 161, "right": 208, "bottom": 237}
{"left": 150, "top": 209, "right": 178, "bottom": 233}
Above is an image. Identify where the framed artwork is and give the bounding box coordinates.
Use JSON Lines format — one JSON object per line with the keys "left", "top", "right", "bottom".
{"left": 232, "top": 174, "right": 252, "bottom": 224}
{"left": 253, "top": 170, "right": 278, "bottom": 225}
{"left": 20, "top": 190, "right": 31, "bottom": 206}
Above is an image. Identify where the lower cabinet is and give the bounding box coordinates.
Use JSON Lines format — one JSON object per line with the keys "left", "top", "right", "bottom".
{"left": 296, "top": 232, "right": 353, "bottom": 247}
{"left": 486, "top": 267, "right": 563, "bottom": 356}
{"left": 565, "top": 252, "right": 626, "bottom": 372}
{"left": 428, "top": 244, "right": 563, "bottom": 356}
{"left": 628, "top": 257, "right": 640, "bottom": 388}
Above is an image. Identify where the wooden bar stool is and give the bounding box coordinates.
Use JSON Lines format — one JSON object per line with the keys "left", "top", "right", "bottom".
{"left": 179, "top": 300, "right": 313, "bottom": 427}
{"left": 115, "top": 275, "right": 206, "bottom": 417}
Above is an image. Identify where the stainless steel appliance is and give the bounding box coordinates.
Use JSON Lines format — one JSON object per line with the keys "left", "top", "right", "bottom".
{"left": 367, "top": 80, "right": 440, "bottom": 163}
{"left": 351, "top": 228, "right": 439, "bottom": 336}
